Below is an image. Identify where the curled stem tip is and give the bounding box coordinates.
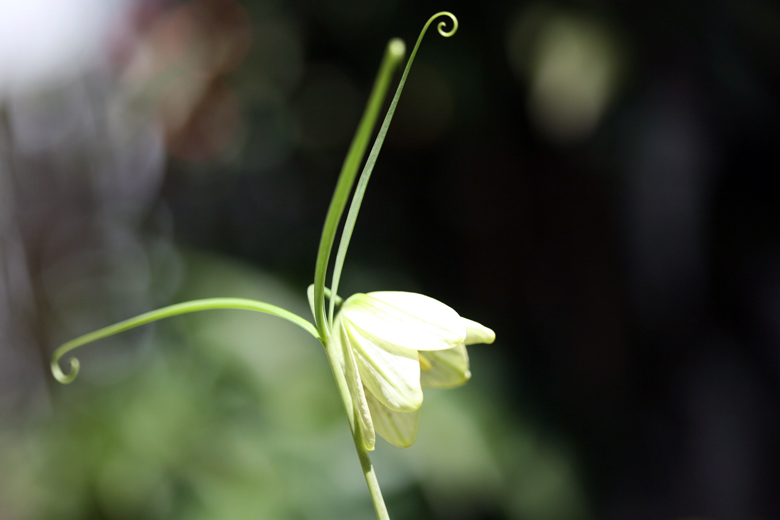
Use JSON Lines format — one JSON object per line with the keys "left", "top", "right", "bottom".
{"left": 325, "top": 12, "right": 459, "bottom": 331}
{"left": 51, "top": 355, "right": 80, "bottom": 384}
{"left": 430, "top": 11, "right": 458, "bottom": 37}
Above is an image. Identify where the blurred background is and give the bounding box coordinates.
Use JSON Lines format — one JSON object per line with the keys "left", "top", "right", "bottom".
{"left": 1, "top": 0, "right": 780, "bottom": 518}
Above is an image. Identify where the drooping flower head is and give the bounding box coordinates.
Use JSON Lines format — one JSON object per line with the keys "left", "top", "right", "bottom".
{"left": 332, "top": 291, "right": 495, "bottom": 449}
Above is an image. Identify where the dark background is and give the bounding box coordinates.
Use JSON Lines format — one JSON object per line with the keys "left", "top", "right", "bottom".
{"left": 2, "top": 0, "right": 780, "bottom": 518}
{"left": 166, "top": 1, "right": 780, "bottom": 516}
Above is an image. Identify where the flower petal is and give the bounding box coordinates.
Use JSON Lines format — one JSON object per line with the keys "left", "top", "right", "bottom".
{"left": 335, "top": 314, "right": 375, "bottom": 450}
{"left": 343, "top": 292, "right": 466, "bottom": 351}
{"left": 307, "top": 284, "right": 316, "bottom": 322}
{"left": 420, "top": 343, "right": 471, "bottom": 388}
{"left": 366, "top": 391, "right": 420, "bottom": 448}
{"left": 462, "top": 317, "right": 496, "bottom": 345}
{"left": 346, "top": 320, "right": 423, "bottom": 412}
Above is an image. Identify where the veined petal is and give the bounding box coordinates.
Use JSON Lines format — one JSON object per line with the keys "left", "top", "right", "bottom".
{"left": 343, "top": 292, "right": 466, "bottom": 351}
{"left": 307, "top": 284, "right": 316, "bottom": 323}
{"left": 420, "top": 343, "right": 471, "bottom": 388}
{"left": 335, "top": 315, "right": 375, "bottom": 450}
{"left": 366, "top": 391, "right": 420, "bottom": 448}
{"left": 462, "top": 317, "right": 496, "bottom": 345}
{"left": 330, "top": 324, "right": 345, "bottom": 373}
{"left": 346, "top": 321, "right": 423, "bottom": 412}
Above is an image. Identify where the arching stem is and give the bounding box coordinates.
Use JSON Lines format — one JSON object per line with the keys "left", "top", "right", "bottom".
{"left": 312, "top": 39, "right": 406, "bottom": 338}
{"left": 328, "top": 12, "right": 459, "bottom": 327}
{"left": 51, "top": 298, "right": 318, "bottom": 384}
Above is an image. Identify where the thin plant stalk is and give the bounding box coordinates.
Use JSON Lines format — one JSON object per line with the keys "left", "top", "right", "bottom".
{"left": 51, "top": 298, "right": 319, "bottom": 384}
{"left": 328, "top": 12, "right": 459, "bottom": 327}
{"left": 312, "top": 40, "right": 406, "bottom": 338}
{"left": 50, "top": 13, "right": 460, "bottom": 520}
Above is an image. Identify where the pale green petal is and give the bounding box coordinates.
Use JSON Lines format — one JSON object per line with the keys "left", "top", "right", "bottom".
{"left": 343, "top": 292, "right": 465, "bottom": 351}
{"left": 307, "top": 284, "right": 316, "bottom": 322}
{"left": 335, "top": 315, "right": 375, "bottom": 450}
{"left": 346, "top": 321, "right": 423, "bottom": 412}
{"left": 462, "top": 317, "right": 496, "bottom": 345}
{"left": 420, "top": 343, "right": 471, "bottom": 388}
{"left": 366, "top": 391, "right": 420, "bottom": 448}
{"left": 330, "top": 330, "right": 345, "bottom": 373}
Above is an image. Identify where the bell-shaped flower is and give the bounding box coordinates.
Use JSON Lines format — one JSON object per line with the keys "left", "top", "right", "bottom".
{"left": 331, "top": 291, "right": 495, "bottom": 450}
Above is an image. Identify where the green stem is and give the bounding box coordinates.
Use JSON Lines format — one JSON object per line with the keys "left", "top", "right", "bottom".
{"left": 312, "top": 39, "right": 406, "bottom": 337}
{"left": 356, "top": 438, "right": 390, "bottom": 520}
{"left": 328, "top": 12, "right": 459, "bottom": 327}
{"left": 317, "top": 14, "right": 459, "bottom": 519}
{"left": 323, "top": 335, "right": 390, "bottom": 520}
{"left": 51, "top": 298, "right": 319, "bottom": 384}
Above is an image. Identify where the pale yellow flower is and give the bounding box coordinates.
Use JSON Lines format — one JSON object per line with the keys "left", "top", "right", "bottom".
{"left": 332, "top": 291, "right": 495, "bottom": 449}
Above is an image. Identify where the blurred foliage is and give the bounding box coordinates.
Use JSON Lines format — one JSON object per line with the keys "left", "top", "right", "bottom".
{"left": 0, "top": 252, "right": 589, "bottom": 520}
{"left": 5, "top": 0, "right": 777, "bottom": 517}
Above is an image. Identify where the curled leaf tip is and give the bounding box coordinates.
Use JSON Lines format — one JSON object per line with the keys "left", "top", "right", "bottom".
{"left": 431, "top": 11, "right": 458, "bottom": 38}
{"left": 51, "top": 355, "right": 80, "bottom": 384}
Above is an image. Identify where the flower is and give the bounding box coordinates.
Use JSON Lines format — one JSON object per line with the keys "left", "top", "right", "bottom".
{"left": 331, "top": 291, "right": 495, "bottom": 449}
